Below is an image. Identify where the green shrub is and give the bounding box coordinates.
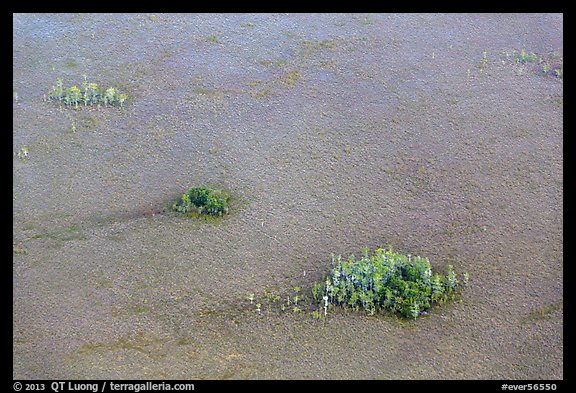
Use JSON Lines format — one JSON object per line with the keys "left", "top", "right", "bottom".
{"left": 515, "top": 49, "right": 539, "bottom": 64}
{"left": 48, "top": 79, "right": 128, "bottom": 107}
{"left": 170, "top": 186, "right": 229, "bottom": 216}
{"left": 312, "top": 247, "right": 467, "bottom": 319}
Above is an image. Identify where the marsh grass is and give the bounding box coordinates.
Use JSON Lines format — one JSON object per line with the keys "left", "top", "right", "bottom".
{"left": 206, "top": 35, "right": 220, "bottom": 44}
{"left": 64, "top": 59, "right": 78, "bottom": 68}
{"left": 132, "top": 304, "right": 151, "bottom": 314}
{"left": 13, "top": 242, "right": 27, "bottom": 255}
{"left": 252, "top": 86, "right": 273, "bottom": 99}
{"left": 192, "top": 87, "right": 226, "bottom": 97}
{"left": 303, "top": 39, "right": 336, "bottom": 50}
{"left": 29, "top": 224, "right": 86, "bottom": 242}
{"left": 76, "top": 332, "right": 169, "bottom": 361}
{"left": 80, "top": 114, "right": 99, "bottom": 129}
{"left": 259, "top": 59, "right": 289, "bottom": 67}
{"left": 521, "top": 300, "right": 563, "bottom": 323}
{"left": 280, "top": 70, "right": 301, "bottom": 87}
{"left": 361, "top": 16, "right": 373, "bottom": 25}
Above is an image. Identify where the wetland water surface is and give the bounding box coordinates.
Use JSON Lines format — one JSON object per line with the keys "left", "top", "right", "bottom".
{"left": 13, "top": 13, "right": 562, "bottom": 379}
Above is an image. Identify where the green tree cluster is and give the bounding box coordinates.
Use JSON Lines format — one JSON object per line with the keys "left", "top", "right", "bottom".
{"left": 312, "top": 247, "right": 467, "bottom": 319}
{"left": 48, "top": 78, "right": 127, "bottom": 108}
{"left": 170, "top": 186, "right": 229, "bottom": 216}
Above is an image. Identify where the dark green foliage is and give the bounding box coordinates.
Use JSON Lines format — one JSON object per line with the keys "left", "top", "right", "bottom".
{"left": 313, "top": 247, "right": 467, "bottom": 319}
{"left": 170, "top": 186, "right": 229, "bottom": 216}
{"left": 48, "top": 79, "right": 128, "bottom": 107}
